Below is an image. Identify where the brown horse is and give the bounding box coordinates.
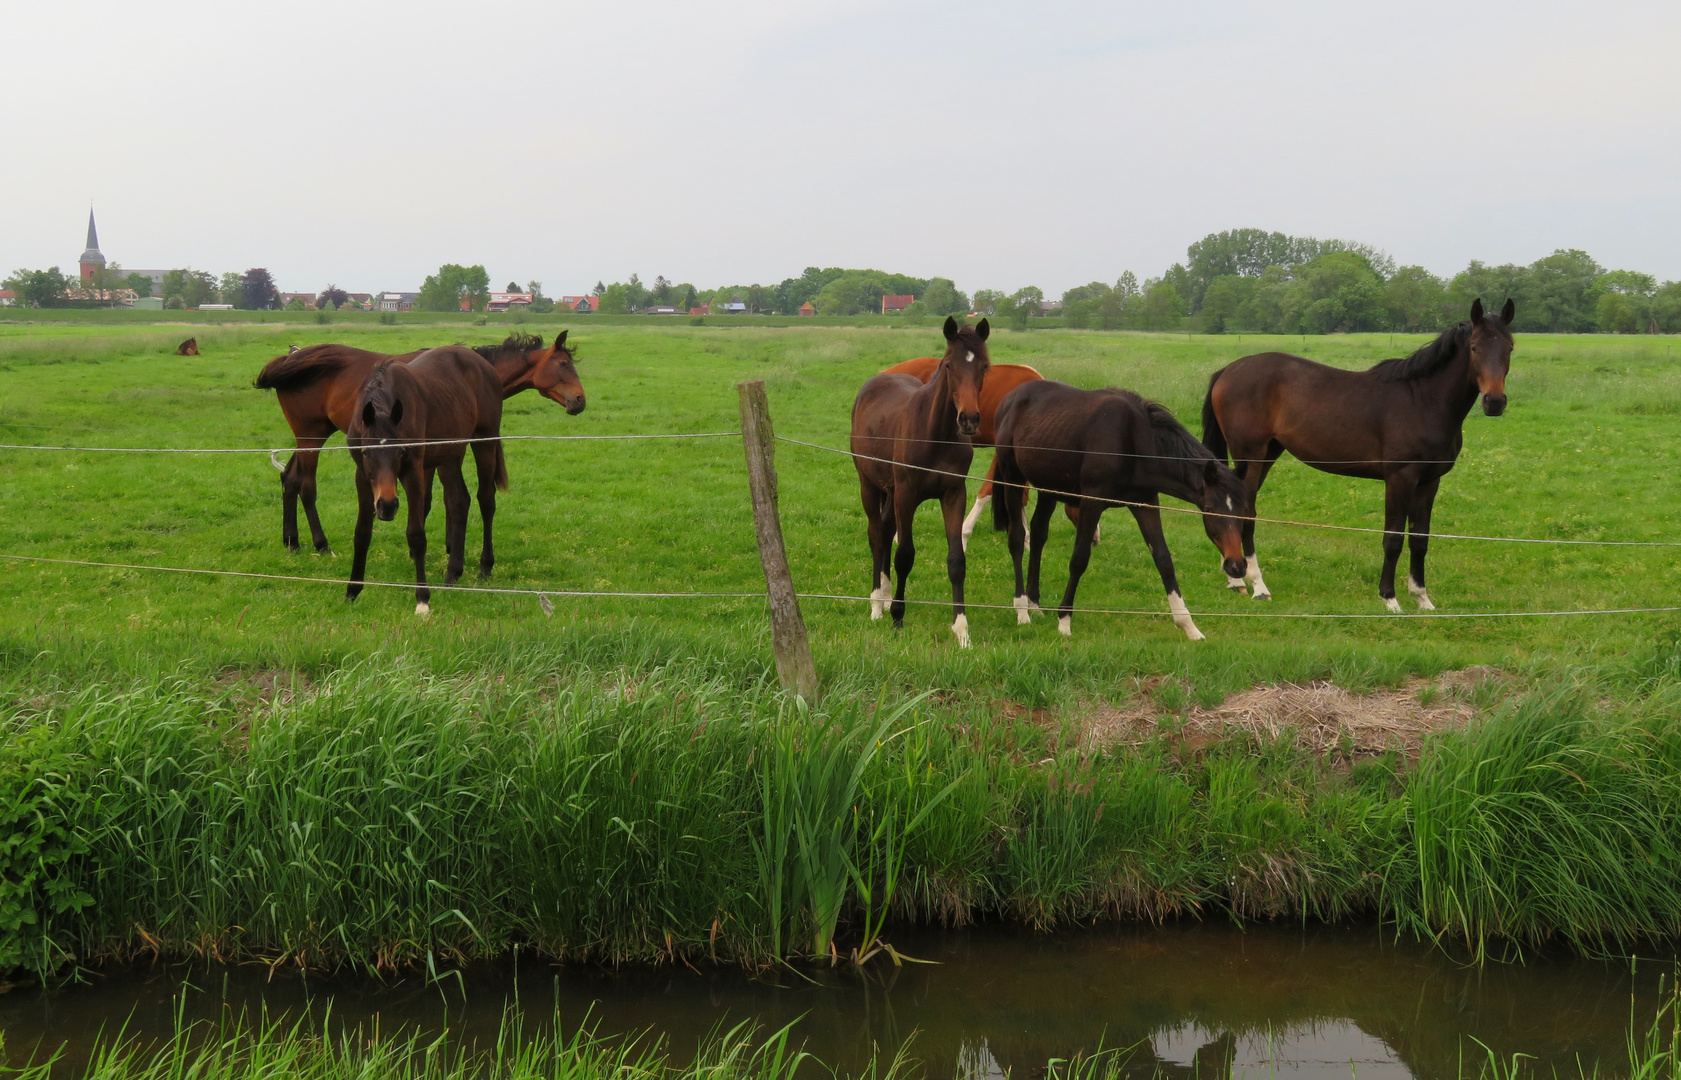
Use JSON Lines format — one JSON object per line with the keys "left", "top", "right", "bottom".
{"left": 176, "top": 337, "right": 199, "bottom": 356}
{"left": 256, "top": 332, "right": 584, "bottom": 553}
{"left": 344, "top": 347, "right": 508, "bottom": 615}
{"left": 992, "top": 381, "right": 1250, "bottom": 640}
{"left": 851, "top": 317, "right": 991, "bottom": 646}
{"left": 879, "top": 356, "right": 1083, "bottom": 546}
{"left": 1201, "top": 298, "right": 1514, "bottom": 610}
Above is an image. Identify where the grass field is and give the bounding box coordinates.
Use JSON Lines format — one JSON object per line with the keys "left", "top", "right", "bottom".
{"left": 2, "top": 320, "right": 1681, "bottom": 977}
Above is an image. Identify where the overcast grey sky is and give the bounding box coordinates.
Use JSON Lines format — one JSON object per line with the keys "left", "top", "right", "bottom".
{"left": 3, "top": 0, "right": 1677, "bottom": 296}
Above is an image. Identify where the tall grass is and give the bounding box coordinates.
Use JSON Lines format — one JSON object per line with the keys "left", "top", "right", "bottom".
{"left": 5, "top": 659, "right": 1681, "bottom": 979}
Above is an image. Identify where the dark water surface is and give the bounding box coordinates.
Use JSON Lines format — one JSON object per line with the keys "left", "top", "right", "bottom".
{"left": 1, "top": 923, "right": 1671, "bottom": 1079}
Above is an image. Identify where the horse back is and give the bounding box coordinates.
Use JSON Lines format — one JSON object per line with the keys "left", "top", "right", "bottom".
{"left": 404, "top": 347, "right": 506, "bottom": 443}
{"left": 998, "top": 381, "right": 1151, "bottom": 492}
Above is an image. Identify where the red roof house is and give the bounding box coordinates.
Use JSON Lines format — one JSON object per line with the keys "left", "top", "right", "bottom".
{"left": 798, "top": 301, "right": 817, "bottom": 316}
{"left": 881, "top": 294, "right": 915, "bottom": 314}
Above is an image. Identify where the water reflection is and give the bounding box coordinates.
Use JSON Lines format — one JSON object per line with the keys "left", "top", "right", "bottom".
{"left": 0, "top": 922, "right": 1668, "bottom": 1079}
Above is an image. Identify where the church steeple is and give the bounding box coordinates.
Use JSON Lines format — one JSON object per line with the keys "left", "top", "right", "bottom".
{"left": 79, "top": 206, "right": 106, "bottom": 282}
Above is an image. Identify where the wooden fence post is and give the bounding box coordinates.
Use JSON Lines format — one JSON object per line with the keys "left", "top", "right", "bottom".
{"left": 737, "top": 380, "right": 819, "bottom": 701}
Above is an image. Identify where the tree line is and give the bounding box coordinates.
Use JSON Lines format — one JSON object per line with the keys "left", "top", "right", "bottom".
{"left": 2, "top": 265, "right": 282, "bottom": 310}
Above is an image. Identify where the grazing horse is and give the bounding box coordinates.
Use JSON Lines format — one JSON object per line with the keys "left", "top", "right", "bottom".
{"left": 1201, "top": 298, "right": 1514, "bottom": 610}
{"left": 255, "top": 332, "right": 584, "bottom": 553}
{"left": 879, "top": 356, "right": 1083, "bottom": 547}
{"left": 851, "top": 317, "right": 991, "bottom": 647}
{"left": 344, "top": 347, "right": 508, "bottom": 615}
{"left": 176, "top": 337, "right": 199, "bottom": 356}
{"left": 992, "top": 382, "right": 1250, "bottom": 640}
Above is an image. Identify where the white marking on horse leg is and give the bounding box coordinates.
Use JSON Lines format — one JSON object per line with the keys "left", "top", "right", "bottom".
{"left": 870, "top": 572, "right": 890, "bottom": 619}
{"left": 1057, "top": 614, "right": 1072, "bottom": 637}
{"left": 961, "top": 494, "right": 990, "bottom": 552}
{"left": 1245, "top": 555, "right": 1271, "bottom": 600}
{"left": 952, "top": 613, "right": 971, "bottom": 648}
{"left": 1014, "top": 594, "right": 1032, "bottom": 625}
{"left": 1384, "top": 596, "right": 1403, "bottom": 614}
{"left": 1226, "top": 575, "right": 1247, "bottom": 593}
{"left": 1408, "top": 575, "right": 1436, "bottom": 611}
{"left": 415, "top": 602, "right": 431, "bottom": 617}
{"left": 1167, "top": 591, "right": 1205, "bottom": 641}
{"left": 1093, "top": 522, "right": 1101, "bottom": 545}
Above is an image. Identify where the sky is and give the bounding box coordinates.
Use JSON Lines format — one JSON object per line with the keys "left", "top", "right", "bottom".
{"left": 3, "top": 0, "right": 1678, "bottom": 297}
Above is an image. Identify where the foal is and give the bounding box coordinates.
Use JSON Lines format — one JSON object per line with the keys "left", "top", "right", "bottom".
{"left": 344, "top": 347, "right": 508, "bottom": 615}
{"left": 851, "top": 317, "right": 991, "bottom": 647}
{"left": 992, "top": 381, "right": 1250, "bottom": 640}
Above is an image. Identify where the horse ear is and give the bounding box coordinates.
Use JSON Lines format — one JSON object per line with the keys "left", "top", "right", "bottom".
{"left": 391, "top": 399, "right": 403, "bottom": 424}
{"left": 362, "top": 401, "right": 376, "bottom": 427}
{"left": 1500, "top": 297, "right": 1515, "bottom": 325}
{"left": 942, "top": 315, "right": 958, "bottom": 342}
{"left": 555, "top": 329, "right": 568, "bottom": 347}
{"left": 976, "top": 318, "right": 991, "bottom": 341}
{"left": 1203, "top": 459, "right": 1219, "bottom": 487}
{"left": 1469, "top": 297, "right": 1485, "bottom": 324}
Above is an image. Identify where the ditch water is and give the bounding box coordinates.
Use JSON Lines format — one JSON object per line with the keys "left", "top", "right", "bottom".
{"left": 1, "top": 922, "right": 1673, "bottom": 1080}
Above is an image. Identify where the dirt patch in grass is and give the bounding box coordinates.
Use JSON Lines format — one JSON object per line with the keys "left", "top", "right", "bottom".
{"left": 1084, "top": 667, "right": 1503, "bottom": 757}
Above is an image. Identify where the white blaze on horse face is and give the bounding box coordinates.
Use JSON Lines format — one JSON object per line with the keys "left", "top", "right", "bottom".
{"left": 1245, "top": 555, "right": 1271, "bottom": 601}
{"left": 415, "top": 602, "right": 431, "bottom": 618}
{"left": 1167, "top": 591, "right": 1205, "bottom": 641}
{"left": 1408, "top": 575, "right": 1436, "bottom": 611}
{"left": 961, "top": 494, "right": 990, "bottom": 551}
{"left": 1058, "top": 614, "right": 1072, "bottom": 637}
{"left": 952, "top": 613, "right": 971, "bottom": 648}
{"left": 1014, "top": 594, "right": 1032, "bottom": 625}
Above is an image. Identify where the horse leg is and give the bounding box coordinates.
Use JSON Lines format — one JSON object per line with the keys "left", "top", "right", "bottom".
{"left": 470, "top": 443, "right": 499, "bottom": 580}
{"left": 285, "top": 432, "right": 331, "bottom": 553}
{"left": 1064, "top": 503, "right": 1099, "bottom": 545}
{"left": 941, "top": 486, "right": 970, "bottom": 647}
{"left": 280, "top": 453, "right": 301, "bottom": 551}
{"left": 1233, "top": 440, "right": 1281, "bottom": 599}
{"left": 961, "top": 457, "right": 995, "bottom": 552}
{"left": 1406, "top": 477, "right": 1441, "bottom": 611}
{"left": 1025, "top": 492, "right": 1058, "bottom": 611}
{"left": 345, "top": 467, "right": 374, "bottom": 601}
{"left": 861, "top": 479, "right": 892, "bottom": 620}
{"left": 890, "top": 488, "right": 918, "bottom": 628}
{"left": 402, "top": 466, "right": 431, "bottom": 616}
{"left": 1378, "top": 474, "right": 1415, "bottom": 613}
{"left": 439, "top": 460, "right": 471, "bottom": 585}
{"left": 1003, "top": 475, "right": 1031, "bottom": 625}
{"left": 1130, "top": 501, "right": 1204, "bottom": 641}
{"left": 1054, "top": 498, "right": 1103, "bottom": 637}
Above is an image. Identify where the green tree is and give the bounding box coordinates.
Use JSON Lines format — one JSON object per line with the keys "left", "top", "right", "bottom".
{"left": 1138, "top": 281, "right": 1184, "bottom": 331}
{"left": 162, "top": 269, "right": 219, "bottom": 309}
{"left": 417, "top": 263, "right": 491, "bottom": 311}
{"left": 921, "top": 277, "right": 968, "bottom": 316}
{"left": 1381, "top": 266, "right": 1450, "bottom": 332}
{"left": 2, "top": 266, "right": 72, "bottom": 307}
{"left": 1596, "top": 292, "right": 1638, "bottom": 333}
{"left": 526, "top": 280, "right": 555, "bottom": 314}
{"left": 598, "top": 283, "right": 630, "bottom": 314}
{"left": 240, "top": 268, "right": 279, "bottom": 310}
{"left": 623, "top": 273, "right": 649, "bottom": 312}
{"left": 1002, "top": 286, "right": 1044, "bottom": 330}
{"left": 318, "top": 285, "right": 349, "bottom": 310}
{"left": 1298, "top": 252, "right": 1385, "bottom": 333}
{"left": 1198, "top": 275, "right": 1255, "bottom": 333}
{"left": 218, "top": 271, "right": 243, "bottom": 306}
{"left": 286, "top": 297, "right": 307, "bottom": 311}
{"left": 1650, "top": 282, "right": 1681, "bottom": 333}
{"left": 970, "top": 289, "right": 1004, "bottom": 316}
{"left": 125, "top": 271, "right": 155, "bottom": 298}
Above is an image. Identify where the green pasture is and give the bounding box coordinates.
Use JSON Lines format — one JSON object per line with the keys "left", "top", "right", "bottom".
{"left": 0, "top": 320, "right": 1677, "bottom": 700}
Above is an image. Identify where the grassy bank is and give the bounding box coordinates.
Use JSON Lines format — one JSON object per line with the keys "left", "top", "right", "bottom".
{"left": 4, "top": 653, "right": 1680, "bottom": 979}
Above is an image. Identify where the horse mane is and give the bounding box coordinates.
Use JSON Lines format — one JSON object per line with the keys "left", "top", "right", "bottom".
{"left": 254, "top": 344, "right": 349, "bottom": 390}
{"left": 1368, "top": 323, "right": 1474, "bottom": 383}
{"left": 472, "top": 333, "right": 549, "bottom": 363}
{"left": 1107, "top": 389, "right": 1219, "bottom": 464}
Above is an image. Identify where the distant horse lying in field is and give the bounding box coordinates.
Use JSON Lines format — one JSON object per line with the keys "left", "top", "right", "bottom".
{"left": 345, "top": 347, "right": 508, "bottom": 615}
{"left": 176, "top": 338, "right": 198, "bottom": 356}
{"left": 993, "top": 381, "right": 1250, "bottom": 641}
{"left": 880, "top": 355, "right": 1085, "bottom": 547}
{"left": 1202, "top": 298, "right": 1514, "bottom": 610}
{"left": 255, "top": 332, "right": 584, "bottom": 553}
{"left": 852, "top": 317, "right": 991, "bottom": 647}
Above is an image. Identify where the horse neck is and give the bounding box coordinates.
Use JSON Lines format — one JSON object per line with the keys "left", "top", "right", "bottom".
{"left": 916, "top": 359, "right": 965, "bottom": 440}
{"left": 488, "top": 350, "right": 537, "bottom": 393}
{"left": 1414, "top": 338, "right": 1481, "bottom": 421}
{"left": 1132, "top": 452, "right": 1205, "bottom": 505}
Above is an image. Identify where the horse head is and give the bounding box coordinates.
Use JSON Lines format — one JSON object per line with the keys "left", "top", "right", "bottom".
{"left": 1197, "top": 458, "right": 1251, "bottom": 582}
{"left": 531, "top": 330, "right": 586, "bottom": 414}
{"left": 1467, "top": 297, "right": 1515, "bottom": 416}
{"left": 348, "top": 364, "right": 413, "bottom": 521}
{"left": 940, "top": 315, "right": 991, "bottom": 436}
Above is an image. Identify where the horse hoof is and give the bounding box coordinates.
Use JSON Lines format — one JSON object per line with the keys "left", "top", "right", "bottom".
{"left": 1251, "top": 589, "right": 1271, "bottom": 601}
{"left": 1226, "top": 576, "right": 1247, "bottom": 593}
{"left": 1383, "top": 596, "right": 1403, "bottom": 614}
{"left": 1014, "top": 595, "right": 1032, "bottom": 625}
{"left": 1057, "top": 615, "right": 1072, "bottom": 637}
{"left": 1416, "top": 596, "right": 1436, "bottom": 612}
{"left": 952, "top": 614, "right": 971, "bottom": 648}
{"left": 415, "top": 602, "right": 431, "bottom": 618}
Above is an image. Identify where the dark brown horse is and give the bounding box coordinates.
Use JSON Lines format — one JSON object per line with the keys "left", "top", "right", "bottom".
{"left": 176, "top": 337, "right": 199, "bottom": 356}
{"left": 992, "top": 382, "right": 1250, "bottom": 640}
{"left": 851, "top": 317, "right": 991, "bottom": 647}
{"left": 344, "top": 347, "right": 508, "bottom": 615}
{"left": 256, "top": 332, "right": 583, "bottom": 553}
{"left": 1201, "top": 298, "right": 1515, "bottom": 610}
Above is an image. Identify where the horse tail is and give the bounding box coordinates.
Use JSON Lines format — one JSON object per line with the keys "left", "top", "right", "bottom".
{"left": 494, "top": 441, "right": 509, "bottom": 491}
{"left": 1201, "top": 368, "right": 1229, "bottom": 465}
{"left": 255, "top": 346, "right": 348, "bottom": 391}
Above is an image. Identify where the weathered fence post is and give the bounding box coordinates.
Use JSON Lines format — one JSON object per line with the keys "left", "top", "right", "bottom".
{"left": 737, "top": 380, "right": 819, "bottom": 701}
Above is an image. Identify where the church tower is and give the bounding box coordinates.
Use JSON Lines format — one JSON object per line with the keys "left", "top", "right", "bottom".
{"left": 79, "top": 207, "right": 106, "bottom": 283}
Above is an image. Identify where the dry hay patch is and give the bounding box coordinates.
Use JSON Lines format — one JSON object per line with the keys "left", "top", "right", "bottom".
{"left": 1085, "top": 667, "right": 1502, "bottom": 757}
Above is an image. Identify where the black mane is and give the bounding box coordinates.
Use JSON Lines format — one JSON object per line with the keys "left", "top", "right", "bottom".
{"left": 1110, "top": 389, "right": 1219, "bottom": 464}
{"left": 472, "top": 333, "right": 546, "bottom": 362}
{"left": 1369, "top": 323, "right": 1470, "bottom": 383}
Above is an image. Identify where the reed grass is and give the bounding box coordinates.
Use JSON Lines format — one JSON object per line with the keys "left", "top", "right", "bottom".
{"left": 4, "top": 657, "right": 1681, "bottom": 980}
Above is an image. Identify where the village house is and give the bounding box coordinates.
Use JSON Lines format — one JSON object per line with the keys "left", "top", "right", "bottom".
{"left": 377, "top": 291, "right": 420, "bottom": 311}
{"left": 881, "top": 294, "right": 915, "bottom": 315}
{"left": 280, "top": 293, "right": 317, "bottom": 308}
{"left": 558, "top": 295, "right": 599, "bottom": 312}
{"left": 487, "top": 292, "right": 533, "bottom": 312}
{"left": 798, "top": 301, "right": 817, "bottom": 316}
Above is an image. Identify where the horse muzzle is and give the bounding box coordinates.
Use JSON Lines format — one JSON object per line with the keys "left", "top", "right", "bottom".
{"left": 957, "top": 411, "right": 981, "bottom": 436}
{"left": 1222, "top": 556, "right": 1247, "bottom": 580}
{"left": 546, "top": 388, "right": 586, "bottom": 415}
{"left": 375, "top": 497, "right": 399, "bottom": 521}
{"left": 1482, "top": 393, "right": 1507, "bottom": 417}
